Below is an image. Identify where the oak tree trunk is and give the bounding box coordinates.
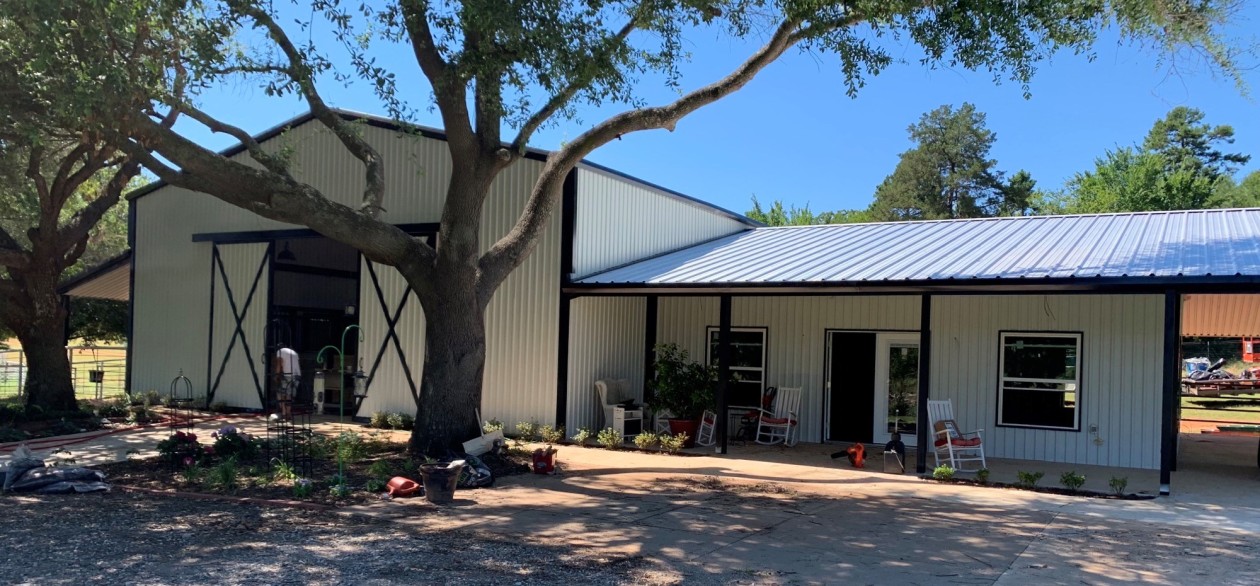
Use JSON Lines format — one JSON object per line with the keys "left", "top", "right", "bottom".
{"left": 8, "top": 285, "right": 75, "bottom": 412}
{"left": 409, "top": 288, "right": 486, "bottom": 456}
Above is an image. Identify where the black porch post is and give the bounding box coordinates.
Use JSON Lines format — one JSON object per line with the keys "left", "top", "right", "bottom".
{"left": 1160, "top": 290, "right": 1181, "bottom": 495}
{"left": 916, "top": 294, "right": 932, "bottom": 474}
{"left": 717, "top": 295, "right": 732, "bottom": 455}
{"left": 643, "top": 296, "right": 658, "bottom": 404}
{"left": 555, "top": 293, "right": 572, "bottom": 430}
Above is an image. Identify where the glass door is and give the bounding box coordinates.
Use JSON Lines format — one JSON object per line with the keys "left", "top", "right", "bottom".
{"left": 873, "top": 334, "right": 920, "bottom": 447}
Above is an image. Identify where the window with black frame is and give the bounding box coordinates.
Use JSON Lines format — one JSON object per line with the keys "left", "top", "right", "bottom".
{"left": 998, "top": 332, "right": 1081, "bottom": 430}
{"left": 706, "top": 327, "right": 766, "bottom": 407}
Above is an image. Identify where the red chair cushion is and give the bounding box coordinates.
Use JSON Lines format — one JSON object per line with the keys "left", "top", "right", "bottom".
{"left": 761, "top": 416, "right": 796, "bottom": 426}
{"left": 934, "top": 437, "right": 982, "bottom": 448}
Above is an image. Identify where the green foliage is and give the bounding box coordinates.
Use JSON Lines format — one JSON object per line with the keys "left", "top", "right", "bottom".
{"left": 514, "top": 421, "right": 540, "bottom": 442}
{"left": 537, "top": 424, "right": 565, "bottom": 444}
{"left": 483, "top": 419, "right": 504, "bottom": 434}
{"left": 209, "top": 457, "right": 239, "bottom": 492}
{"left": 649, "top": 344, "right": 716, "bottom": 421}
{"left": 211, "top": 426, "right": 258, "bottom": 461}
{"left": 68, "top": 299, "right": 129, "bottom": 345}
{"left": 633, "top": 432, "right": 659, "bottom": 450}
{"left": 0, "top": 427, "right": 27, "bottom": 443}
{"left": 1109, "top": 476, "right": 1129, "bottom": 496}
{"left": 181, "top": 461, "right": 204, "bottom": 485}
{"left": 367, "top": 460, "right": 393, "bottom": 482}
{"left": 365, "top": 478, "right": 388, "bottom": 492}
{"left": 371, "top": 411, "right": 415, "bottom": 430}
{"left": 658, "top": 433, "right": 688, "bottom": 454}
{"left": 1060, "top": 471, "right": 1086, "bottom": 492}
{"left": 596, "top": 427, "right": 624, "bottom": 449}
{"left": 270, "top": 458, "right": 297, "bottom": 482}
{"left": 293, "top": 478, "right": 314, "bottom": 499}
{"left": 156, "top": 430, "right": 204, "bottom": 465}
{"left": 932, "top": 465, "right": 956, "bottom": 480}
{"left": 369, "top": 411, "right": 390, "bottom": 429}
{"left": 746, "top": 196, "right": 872, "bottom": 227}
{"left": 94, "top": 398, "right": 129, "bottom": 418}
{"left": 870, "top": 103, "right": 1033, "bottom": 221}
{"left": 336, "top": 432, "right": 367, "bottom": 463}
{"left": 975, "top": 468, "right": 990, "bottom": 484}
{"left": 1213, "top": 171, "right": 1260, "bottom": 208}
{"left": 571, "top": 427, "right": 593, "bottom": 445}
{"left": 1016, "top": 471, "right": 1045, "bottom": 488}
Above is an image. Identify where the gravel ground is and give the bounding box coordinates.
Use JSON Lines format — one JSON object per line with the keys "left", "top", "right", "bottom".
{"left": 0, "top": 491, "right": 676, "bottom": 586}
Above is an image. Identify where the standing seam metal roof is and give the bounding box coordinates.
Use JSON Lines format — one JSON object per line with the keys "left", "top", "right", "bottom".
{"left": 574, "top": 208, "right": 1260, "bottom": 286}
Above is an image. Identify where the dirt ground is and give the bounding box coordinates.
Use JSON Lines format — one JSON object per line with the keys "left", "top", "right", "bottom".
{"left": 3, "top": 474, "right": 1259, "bottom": 585}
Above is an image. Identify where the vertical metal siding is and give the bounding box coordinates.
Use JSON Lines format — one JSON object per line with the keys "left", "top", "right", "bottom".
{"left": 931, "top": 295, "right": 1163, "bottom": 469}
{"left": 565, "top": 297, "right": 646, "bottom": 433}
{"left": 657, "top": 296, "right": 921, "bottom": 444}
{"left": 571, "top": 167, "right": 749, "bottom": 277}
{"left": 356, "top": 258, "right": 425, "bottom": 417}
{"left": 208, "top": 243, "right": 270, "bottom": 409}
{"left": 479, "top": 159, "right": 560, "bottom": 427}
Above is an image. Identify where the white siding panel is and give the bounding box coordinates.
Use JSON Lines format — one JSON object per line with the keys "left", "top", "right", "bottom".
{"left": 357, "top": 259, "right": 425, "bottom": 417}
{"left": 572, "top": 167, "right": 749, "bottom": 277}
{"left": 930, "top": 295, "right": 1164, "bottom": 469}
{"left": 566, "top": 297, "right": 646, "bottom": 433}
{"left": 479, "top": 159, "right": 559, "bottom": 427}
{"left": 657, "top": 296, "right": 921, "bottom": 443}
{"left": 208, "top": 243, "right": 270, "bottom": 409}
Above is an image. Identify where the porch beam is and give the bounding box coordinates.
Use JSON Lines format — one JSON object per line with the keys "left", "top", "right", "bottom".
{"left": 643, "top": 296, "right": 658, "bottom": 404}
{"left": 1160, "top": 290, "right": 1181, "bottom": 495}
{"left": 555, "top": 293, "right": 572, "bottom": 430}
{"left": 716, "top": 295, "right": 732, "bottom": 455}
{"left": 916, "top": 294, "right": 932, "bottom": 474}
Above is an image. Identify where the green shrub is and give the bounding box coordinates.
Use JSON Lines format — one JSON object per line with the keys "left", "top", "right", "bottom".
{"left": 293, "top": 478, "right": 314, "bottom": 498}
{"left": 156, "top": 430, "right": 205, "bottom": 465}
{"left": 369, "top": 411, "right": 391, "bottom": 429}
{"left": 336, "top": 432, "right": 366, "bottom": 463}
{"left": 211, "top": 425, "right": 259, "bottom": 460}
{"left": 659, "top": 433, "right": 688, "bottom": 454}
{"left": 181, "top": 462, "right": 204, "bottom": 485}
{"left": 932, "top": 465, "right": 956, "bottom": 480}
{"left": 0, "top": 427, "right": 25, "bottom": 443}
{"left": 975, "top": 468, "right": 991, "bottom": 484}
{"left": 396, "top": 413, "right": 414, "bottom": 430}
{"left": 483, "top": 419, "right": 504, "bottom": 434}
{"left": 1016, "top": 471, "right": 1044, "bottom": 488}
{"left": 1109, "top": 476, "right": 1129, "bottom": 496}
{"left": 271, "top": 458, "right": 297, "bottom": 482}
{"left": 367, "top": 460, "right": 393, "bottom": 482}
{"left": 538, "top": 424, "right": 565, "bottom": 444}
{"left": 596, "top": 427, "right": 623, "bottom": 449}
{"left": 514, "top": 421, "right": 540, "bottom": 442}
{"left": 570, "top": 427, "right": 593, "bottom": 445}
{"left": 95, "top": 399, "right": 130, "bottom": 419}
{"left": 633, "top": 432, "right": 659, "bottom": 450}
{"left": 383, "top": 412, "right": 404, "bottom": 429}
{"left": 365, "top": 478, "right": 388, "bottom": 492}
{"left": 1060, "top": 471, "right": 1086, "bottom": 492}
{"left": 209, "top": 457, "right": 239, "bottom": 491}
{"left": 209, "top": 401, "right": 231, "bottom": 413}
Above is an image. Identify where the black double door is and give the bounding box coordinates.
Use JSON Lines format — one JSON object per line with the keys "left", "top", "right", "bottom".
{"left": 828, "top": 332, "right": 876, "bottom": 443}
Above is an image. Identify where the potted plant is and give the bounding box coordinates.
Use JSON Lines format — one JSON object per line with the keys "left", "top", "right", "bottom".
{"left": 648, "top": 344, "right": 716, "bottom": 447}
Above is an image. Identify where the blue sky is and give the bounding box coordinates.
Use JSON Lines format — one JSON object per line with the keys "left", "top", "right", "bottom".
{"left": 188, "top": 8, "right": 1260, "bottom": 217}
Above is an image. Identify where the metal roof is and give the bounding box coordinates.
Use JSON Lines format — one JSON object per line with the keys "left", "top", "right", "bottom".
{"left": 60, "top": 251, "right": 131, "bottom": 301}
{"left": 573, "top": 208, "right": 1260, "bottom": 290}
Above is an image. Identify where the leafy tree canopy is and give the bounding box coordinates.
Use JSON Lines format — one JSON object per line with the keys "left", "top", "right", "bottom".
{"left": 746, "top": 196, "right": 872, "bottom": 226}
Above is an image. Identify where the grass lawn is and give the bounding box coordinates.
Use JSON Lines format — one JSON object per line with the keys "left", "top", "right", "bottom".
{"left": 1181, "top": 396, "right": 1260, "bottom": 424}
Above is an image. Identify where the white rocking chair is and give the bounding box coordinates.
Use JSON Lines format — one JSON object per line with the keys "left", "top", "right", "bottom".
{"left": 755, "top": 387, "right": 801, "bottom": 446}
{"left": 927, "top": 399, "right": 986, "bottom": 471}
{"left": 695, "top": 410, "right": 717, "bottom": 447}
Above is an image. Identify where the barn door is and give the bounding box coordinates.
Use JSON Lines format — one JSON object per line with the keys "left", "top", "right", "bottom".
{"left": 206, "top": 242, "right": 272, "bottom": 409}
{"left": 356, "top": 257, "right": 426, "bottom": 417}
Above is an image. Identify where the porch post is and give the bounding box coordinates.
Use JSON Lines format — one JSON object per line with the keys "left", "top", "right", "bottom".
{"left": 555, "top": 293, "right": 573, "bottom": 430}
{"left": 1160, "top": 290, "right": 1181, "bottom": 495}
{"left": 643, "top": 295, "right": 658, "bottom": 404}
{"left": 717, "top": 295, "right": 732, "bottom": 455}
{"left": 916, "top": 294, "right": 932, "bottom": 474}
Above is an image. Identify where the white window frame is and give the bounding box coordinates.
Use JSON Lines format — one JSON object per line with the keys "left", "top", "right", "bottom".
{"left": 706, "top": 326, "right": 767, "bottom": 407}
{"left": 997, "top": 331, "right": 1082, "bottom": 431}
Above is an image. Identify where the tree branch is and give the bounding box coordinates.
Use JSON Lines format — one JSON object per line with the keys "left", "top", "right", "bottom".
{"left": 479, "top": 17, "right": 814, "bottom": 297}
{"left": 234, "top": 3, "right": 387, "bottom": 217}
{"left": 56, "top": 159, "right": 141, "bottom": 258}
{"left": 178, "top": 102, "right": 294, "bottom": 178}
{"left": 399, "top": 0, "right": 477, "bottom": 158}
{"left": 509, "top": 19, "right": 638, "bottom": 154}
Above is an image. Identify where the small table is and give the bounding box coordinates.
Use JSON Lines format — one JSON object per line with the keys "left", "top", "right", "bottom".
{"left": 612, "top": 405, "right": 643, "bottom": 437}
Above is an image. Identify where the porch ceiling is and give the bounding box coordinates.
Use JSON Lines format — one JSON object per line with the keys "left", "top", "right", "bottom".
{"left": 1183, "top": 294, "right": 1260, "bottom": 337}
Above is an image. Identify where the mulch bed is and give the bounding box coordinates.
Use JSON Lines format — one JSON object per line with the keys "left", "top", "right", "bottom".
{"left": 930, "top": 477, "right": 1156, "bottom": 500}
{"left": 97, "top": 441, "right": 532, "bottom": 507}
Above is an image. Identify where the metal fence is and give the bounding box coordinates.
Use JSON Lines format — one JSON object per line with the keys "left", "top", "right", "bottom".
{"left": 0, "top": 347, "right": 128, "bottom": 401}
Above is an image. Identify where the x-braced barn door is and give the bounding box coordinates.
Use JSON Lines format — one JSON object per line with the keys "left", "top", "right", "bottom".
{"left": 356, "top": 258, "right": 425, "bottom": 417}
{"left": 206, "top": 242, "right": 272, "bottom": 409}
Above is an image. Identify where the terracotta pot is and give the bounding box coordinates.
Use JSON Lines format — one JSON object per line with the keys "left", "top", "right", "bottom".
{"left": 667, "top": 418, "right": 700, "bottom": 448}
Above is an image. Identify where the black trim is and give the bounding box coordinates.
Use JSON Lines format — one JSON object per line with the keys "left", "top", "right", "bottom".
{"left": 994, "top": 330, "right": 1084, "bottom": 433}
{"left": 716, "top": 295, "right": 732, "bottom": 455}
{"left": 555, "top": 293, "right": 572, "bottom": 429}
{"left": 1160, "top": 291, "right": 1181, "bottom": 494}
{"left": 206, "top": 245, "right": 217, "bottom": 405}
{"left": 362, "top": 261, "right": 421, "bottom": 408}
{"left": 560, "top": 169, "right": 577, "bottom": 280}
{"left": 192, "top": 223, "right": 439, "bottom": 243}
{"left": 58, "top": 250, "right": 133, "bottom": 296}
{"left": 264, "top": 241, "right": 277, "bottom": 412}
{"left": 575, "top": 162, "right": 759, "bottom": 227}
{"left": 566, "top": 275, "right": 1260, "bottom": 296}
{"left": 125, "top": 202, "right": 136, "bottom": 395}
{"left": 643, "top": 296, "right": 658, "bottom": 405}
{"left": 272, "top": 264, "right": 359, "bottom": 280}
{"left": 916, "top": 295, "right": 931, "bottom": 474}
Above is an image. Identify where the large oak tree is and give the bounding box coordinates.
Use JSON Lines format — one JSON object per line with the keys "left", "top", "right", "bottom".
{"left": 2, "top": 0, "right": 1241, "bottom": 452}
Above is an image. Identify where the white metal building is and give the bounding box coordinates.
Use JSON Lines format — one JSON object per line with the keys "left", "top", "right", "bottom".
{"left": 62, "top": 110, "right": 1260, "bottom": 494}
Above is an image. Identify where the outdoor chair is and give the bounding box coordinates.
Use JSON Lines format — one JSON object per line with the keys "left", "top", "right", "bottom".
{"left": 595, "top": 379, "right": 643, "bottom": 437}
{"left": 695, "top": 410, "right": 717, "bottom": 447}
{"left": 755, "top": 387, "right": 801, "bottom": 446}
{"left": 927, "top": 399, "right": 986, "bottom": 471}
